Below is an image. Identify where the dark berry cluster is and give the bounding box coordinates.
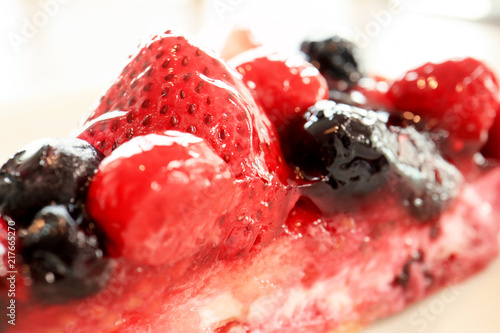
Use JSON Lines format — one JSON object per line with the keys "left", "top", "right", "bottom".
{"left": 301, "top": 36, "right": 364, "bottom": 90}
{"left": 289, "top": 100, "right": 462, "bottom": 220}
{"left": 0, "top": 138, "right": 109, "bottom": 303}
{"left": 291, "top": 101, "right": 390, "bottom": 195}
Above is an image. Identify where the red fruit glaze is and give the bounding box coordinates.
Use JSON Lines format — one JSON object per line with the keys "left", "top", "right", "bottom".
{"left": 230, "top": 48, "right": 329, "bottom": 131}
{"left": 482, "top": 105, "right": 500, "bottom": 160}
{"left": 75, "top": 31, "right": 288, "bottom": 182}
{"left": 388, "top": 57, "right": 499, "bottom": 152}
{"left": 87, "top": 132, "right": 236, "bottom": 266}
{"left": 9, "top": 169, "right": 500, "bottom": 333}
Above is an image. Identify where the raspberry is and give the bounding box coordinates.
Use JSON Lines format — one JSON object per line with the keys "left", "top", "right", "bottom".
{"left": 388, "top": 58, "right": 499, "bottom": 153}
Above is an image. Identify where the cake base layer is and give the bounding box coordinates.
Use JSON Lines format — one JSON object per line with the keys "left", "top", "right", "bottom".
{"left": 8, "top": 168, "right": 500, "bottom": 333}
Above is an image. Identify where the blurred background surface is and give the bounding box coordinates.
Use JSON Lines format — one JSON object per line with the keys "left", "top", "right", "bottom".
{"left": 1, "top": 0, "right": 500, "bottom": 106}
{"left": 0, "top": 1, "right": 499, "bottom": 332}
{"left": 3, "top": 0, "right": 499, "bottom": 159}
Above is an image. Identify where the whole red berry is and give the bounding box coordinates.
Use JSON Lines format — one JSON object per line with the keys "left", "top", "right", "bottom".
{"left": 230, "top": 48, "right": 329, "bottom": 132}
{"left": 388, "top": 58, "right": 499, "bottom": 153}
{"left": 87, "top": 132, "right": 236, "bottom": 266}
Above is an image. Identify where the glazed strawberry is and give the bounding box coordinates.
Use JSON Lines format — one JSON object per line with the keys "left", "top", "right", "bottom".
{"left": 87, "top": 132, "right": 237, "bottom": 266}
{"left": 77, "top": 31, "right": 298, "bottom": 265}
{"left": 75, "top": 31, "right": 287, "bottom": 182}
{"left": 229, "top": 48, "right": 328, "bottom": 131}
{"left": 88, "top": 131, "right": 298, "bottom": 264}
{"left": 388, "top": 58, "right": 499, "bottom": 153}
{"left": 482, "top": 106, "right": 500, "bottom": 160}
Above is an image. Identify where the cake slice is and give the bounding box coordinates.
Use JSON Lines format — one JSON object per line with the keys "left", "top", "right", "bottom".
{"left": 0, "top": 31, "right": 499, "bottom": 333}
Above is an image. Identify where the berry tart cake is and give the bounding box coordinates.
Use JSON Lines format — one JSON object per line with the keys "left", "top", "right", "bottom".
{"left": 0, "top": 30, "right": 499, "bottom": 333}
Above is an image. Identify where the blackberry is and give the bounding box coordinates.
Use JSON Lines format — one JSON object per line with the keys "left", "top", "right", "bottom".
{"left": 0, "top": 138, "right": 103, "bottom": 227}
{"left": 301, "top": 36, "right": 364, "bottom": 89}
{"left": 20, "top": 205, "right": 110, "bottom": 303}
{"left": 294, "top": 101, "right": 390, "bottom": 194}
{"left": 291, "top": 101, "right": 462, "bottom": 220}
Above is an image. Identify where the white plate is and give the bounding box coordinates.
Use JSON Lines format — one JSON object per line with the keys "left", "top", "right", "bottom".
{"left": 1, "top": 91, "right": 499, "bottom": 333}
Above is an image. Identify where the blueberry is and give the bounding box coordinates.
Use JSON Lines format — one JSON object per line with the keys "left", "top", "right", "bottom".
{"left": 0, "top": 138, "right": 103, "bottom": 227}
{"left": 20, "top": 205, "right": 110, "bottom": 303}
{"left": 301, "top": 36, "right": 364, "bottom": 89}
{"left": 290, "top": 101, "right": 463, "bottom": 220}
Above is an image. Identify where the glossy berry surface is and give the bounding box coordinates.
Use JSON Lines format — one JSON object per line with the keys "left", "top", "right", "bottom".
{"left": 78, "top": 32, "right": 297, "bottom": 268}
{"left": 388, "top": 57, "right": 499, "bottom": 152}
{"left": 301, "top": 36, "right": 364, "bottom": 90}
{"left": 87, "top": 131, "right": 298, "bottom": 266}
{"left": 20, "top": 205, "right": 110, "bottom": 303}
{"left": 291, "top": 101, "right": 462, "bottom": 220}
{"left": 294, "top": 101, "right": 390, "bottom": 194}
{"left": 87, "top": 132, "right": 236, "bottom": 266}
{"left": 75, "top": 31, "right": 287, "bottom": 182}
{"left": 0, "top": 138, "right": 103, "bottom": 227}
{"left": 230, "top": 48, "right": 328, "bottom": 131}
